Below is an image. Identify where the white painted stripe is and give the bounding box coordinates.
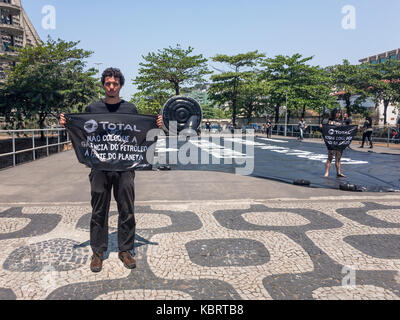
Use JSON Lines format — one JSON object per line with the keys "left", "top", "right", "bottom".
{"left": 257, "top": 138, "right": 289, "bottom": 143}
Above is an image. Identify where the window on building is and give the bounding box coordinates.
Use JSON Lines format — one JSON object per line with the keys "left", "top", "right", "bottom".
{"left": 3, "top": 41, "right": 10, "bottom": 51}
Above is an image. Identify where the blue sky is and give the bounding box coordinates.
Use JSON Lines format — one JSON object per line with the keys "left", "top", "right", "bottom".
{"left": 22, "top": 0, "right": 399, "bottom": 100}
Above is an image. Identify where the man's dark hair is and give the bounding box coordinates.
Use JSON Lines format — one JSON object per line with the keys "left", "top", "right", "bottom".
{"left": 101, "top": 67, "right": 125, "bottom": 87}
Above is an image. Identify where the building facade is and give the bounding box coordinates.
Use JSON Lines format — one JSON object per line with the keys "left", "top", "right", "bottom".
{"left": 359, "top": 48, "right": 400, "bottom": 64}
{"left": 0, "top": 0, "right": 41, "bottom": 79}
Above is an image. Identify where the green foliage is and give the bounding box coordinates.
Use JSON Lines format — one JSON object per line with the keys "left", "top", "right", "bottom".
{"left": 326, "top": 59, "right": 369, "bottom": 115}
{"left": 261, "top": 54, "right": 337, "bottom": 123}
{"left": 238, "top": 73, "right": 270, "bottom": 122}
{"left": 133, "top": 44, "right": 211, "bottom": 96}
{"left": 363, "top": 59, "right": 400, "bottom": 124}
{"left": 0, "top": 37, "right": 99, "bottom": 131}
{"left": 208, "top": 50, "right": 266, "bottom": 125}
{"left": 130, "top": 91, "right": 168, "bottom": 116}
{"left": 202, "top": 103, "right": 231, "bottom": 119}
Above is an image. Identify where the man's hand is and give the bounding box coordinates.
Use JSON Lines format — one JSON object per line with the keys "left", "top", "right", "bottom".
{"left": 157, "top": 115, "right": 163, "bottom": 129}
{"left": 60, "top": 113, "right": 66, "bottom": 127}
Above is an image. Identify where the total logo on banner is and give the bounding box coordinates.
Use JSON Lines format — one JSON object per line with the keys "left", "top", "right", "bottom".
{"left": 328, "top": 128, "right": 355, "bottom": 135}
{"left": 83, "top": 119, "right": 141, "bottom": 134}
{"left": 84, "top": 120, "right": 98, "bottom": 134}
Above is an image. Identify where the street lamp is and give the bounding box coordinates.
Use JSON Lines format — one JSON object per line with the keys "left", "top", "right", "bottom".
{"left": 284, "top": 91, "right": 288, "bottom": 137}
{"left": 94, "top": 63, "right": 103, "bottom": 99}
{"left": 94, "top": 63, "right": 103, "bottom": 78}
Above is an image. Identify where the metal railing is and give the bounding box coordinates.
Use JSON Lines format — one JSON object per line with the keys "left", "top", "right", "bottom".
{"left": 0, "top": 128, "right": 71, "bottom": 167}
{"left": 268, "top": 124, "right": 400, "bottom": 147}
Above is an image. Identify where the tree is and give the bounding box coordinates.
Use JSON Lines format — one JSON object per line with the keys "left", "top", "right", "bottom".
{"left": 261, "top": 54, "right": 337, "bottom": 124}
{"left": 208, "top": 51, "right": 265, "bottom": 126}
{"left": 201, "top": 103, "right": 231, "bottom": 119}
{"left": 0, "top": 38, "right": 100, "bottom": 137}
{"left": 133, "top": 44, "right": 211, "bottom": 96}
{"left": 130, "top": 91, "right": 170, "bottom": 116}
{"left": 238, "top": 74, "right": 270, "bottom": 123}
{"left": 364, "top": 59, "right": 400, "bottom": 125}
{"left": 326, "top": 59, "right": 369, "bottom": 116}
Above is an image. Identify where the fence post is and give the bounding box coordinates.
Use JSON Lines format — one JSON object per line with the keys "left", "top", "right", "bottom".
{"left": 12, "top": 131, "right": 16, "bottom": 167}
{"left": 387, "top": 125, "right": 390, "bottom": 148}
{"left": 46, "top": 129, "right": 49, "bottom": 157}
{"left": 57, "top": 129, "right": 60, "bottom": 153}
{"left": 32, "top": 130, "right": 35, "bottom": 161}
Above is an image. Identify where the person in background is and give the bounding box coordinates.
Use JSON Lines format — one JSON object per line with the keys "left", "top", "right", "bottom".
{"left": 253, "top": 123, "right": 258, "bottom": 133}
{"left": 343, "top": 113, "right": 353, "bottom": 149}
{"left": 360, "top": 116, "right": 373, "bottom": 149}
{"left": 205, "top": 120, "right": 211, "bottom": 132}
{"left": 298, "top": 117, "right": 307, "bottom": 141}
{"left": 324, "top": 108, "right": 346, "bottom": 178}
{"left": 343, "top": 113, "right": 352, "bottom": 125}
{"left": 266, "top": 117, "right": 272, "bottom": 138}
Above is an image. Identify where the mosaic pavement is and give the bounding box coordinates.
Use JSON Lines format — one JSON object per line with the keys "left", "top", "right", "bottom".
{"left": 0, "top": 196, "right": 400, "bottom": 300}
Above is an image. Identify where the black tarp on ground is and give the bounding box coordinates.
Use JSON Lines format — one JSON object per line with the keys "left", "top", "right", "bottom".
{"left": 154, "top": 136, "right": 400, "bottom": 192}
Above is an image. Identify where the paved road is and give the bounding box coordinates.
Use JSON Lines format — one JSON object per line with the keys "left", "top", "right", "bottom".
{"left": 0, "top": 148, "right": 400, "bottom": 300}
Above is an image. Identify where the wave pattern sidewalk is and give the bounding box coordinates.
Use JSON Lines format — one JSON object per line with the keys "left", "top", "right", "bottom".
{"left": 1, "top": 197, "right": 400, "bottom": 300}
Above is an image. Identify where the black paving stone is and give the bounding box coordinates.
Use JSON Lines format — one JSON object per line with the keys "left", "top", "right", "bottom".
{"left": 336, "top": 202, "right": 400, "bottom": 228}
{"left": 0, "top": 207, "right": 61, "bottom": 241}
{"left": 0, "top": 288, "right": 17, "bottom": 300}
{"left": 344, "top": 234, "right": 400, "bottom": 259}
{"left": 3, "top": 239, "right": 90, "bottom": 272}
{"left": 186, "top": 238, "right": 270, "bottom": 267}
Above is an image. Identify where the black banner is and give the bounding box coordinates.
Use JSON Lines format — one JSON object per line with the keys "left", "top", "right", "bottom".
{"left": 65, "top": 113, "right": 158, "bottom": 171}
{"left": 322, "top": 125, "right": 358, "bottom": 151}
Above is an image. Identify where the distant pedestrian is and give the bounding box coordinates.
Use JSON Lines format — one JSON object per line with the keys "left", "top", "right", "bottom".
{"left": 343, "top": 113, "right": 352, "bottom": 125}
{"left": 360, "top": 116, "right": 373, "bottom": 149}
{"left": 323, "top": 108, "right": 346, "bottom": 178}
{"left": 205, "top": 120, "right": 211, "bottom": 132}
{"left": 298, "top": 118, "right": 307, "bottom": 141}
{"left": 343, "top": 113, "right": 353, "bottom": 149}
{"left": 266, "top": 118, "right": 272, "bottom": 138}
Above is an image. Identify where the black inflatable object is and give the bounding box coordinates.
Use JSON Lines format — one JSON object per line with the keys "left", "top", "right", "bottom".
{"left": 293, "top": 179, "right": 311, "bottom": 186}
{"left": 339, "top": 183, "right": 363, "bottom": 192}
{"left": 158, "top": 165, "right": 171, "bottom": 171}
{"left": 161, "top": 96, "right": 202, "bottom": 134}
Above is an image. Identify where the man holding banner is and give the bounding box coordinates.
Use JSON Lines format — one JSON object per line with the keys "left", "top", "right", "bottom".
{"left": 60, "top": 68, "right": 163, "bottom": 273}
{"left": 321, "top": 108, "right": 358, "bottom": 178}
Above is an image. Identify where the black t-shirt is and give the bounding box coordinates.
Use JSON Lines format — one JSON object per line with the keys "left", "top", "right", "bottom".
{"left": 363, "top": 120, "right": 373, "bottom": 131}
{"left": 85, "top": 99, "right": 138, "bottom": 114}
{"left": 344, "top": 118, "right": 352, "bottom": 125}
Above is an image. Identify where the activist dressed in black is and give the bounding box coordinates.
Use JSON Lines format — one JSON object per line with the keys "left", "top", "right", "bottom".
{"left": 323, "top": 108, "right": 348, "bottom": 178}
{"left": 85, "top": 99, "right": 139, "bottom": 114}
{"left": 86, "top": 99, "right": 138, "bottom": 258}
